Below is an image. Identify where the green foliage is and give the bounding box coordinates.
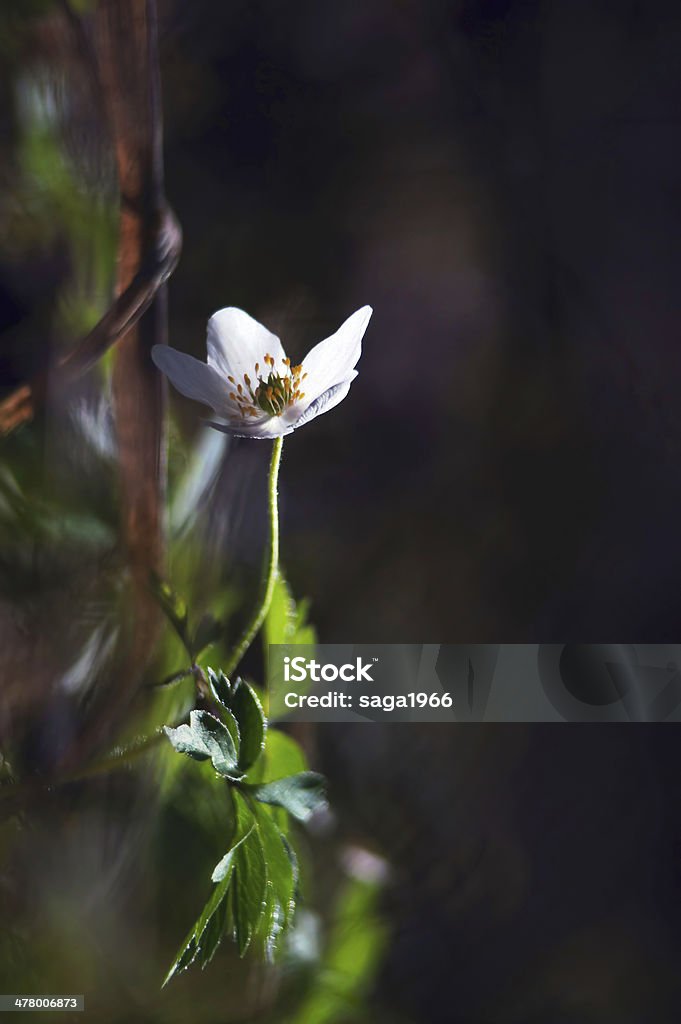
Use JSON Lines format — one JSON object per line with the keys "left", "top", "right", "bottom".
{"left": 207, "top": 666, "right": 231, "bottom": 707}
{"left": 231, "top": 679, "right": 268, "bottom": 771}
{"left": 244, "top": 726, "right": 307, "bottom": 785}
{"left": 207, "top": 670, "right": 267, "bottom": 771}
{"left": 264, "top": 574, "right": 317, "bottom": 718}
{"left": 162, "top": 654, "right": 323, "bottom": 984}
{"left": 231, "top": 801, "right": 268, "bottom": 956}
{"left": 162, "top": 815, "right": 249, "bottom": 985}
{"left": 249, "top": 773, "right": 327, "bottom": 824}
{"left": 9, "top": 68, "right": 118, "bottom": 339}
{"left": 287, "top": 875, "right": 389, "bottom": 1024}
{"left": 265, "top": 574, "right": 317, "bottom": 649}
{"left": 165, "top": 710, "right": 240, "bottom": 780}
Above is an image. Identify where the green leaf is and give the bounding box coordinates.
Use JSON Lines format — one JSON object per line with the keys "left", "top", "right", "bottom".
{"left": 244, "top": 728, "right": 307, "bottom": 785}
{"left": 165, "top": 710, "right": 241, "bottom": 778}
{"left": 211, "top": 793, "right": 254, "bottom": 883}
{"left": 254, "top": 804, "right": 296, "bottom": 944}
{"left": 163, "top": 857, "right": 234, "bottom": 986}
{"left": 263, "top": 575, "right": 317, "bottom": 718}
{"left": 192, "top": 711, "right": 240, "bottom": 778}
{"left": 163, "top": 795, "right": 255, "bottom": 985}
{"left": 264, "top": 574, "right": 295, "bottom": 646}
{"left": 206, "top": 670, "right": 266, "bottom": 773}
{"left": 250, "top": 772, "right": 327, "bottom": 823}
{"left": 207, "top": 667, "right": 231, "bottom": 708}
{"left": 264, "top": 574, "right": 317, "bottom": 648}
{"left": 233, "top": 798, "right": 268, "bottom": 956}
{"left": 163, "top": 720, "right": 210, "bottom": 762}
{"left": 230, "top": 678, "right": 266, "bottom": 771}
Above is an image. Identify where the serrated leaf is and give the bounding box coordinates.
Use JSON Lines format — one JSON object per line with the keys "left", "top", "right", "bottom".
{"left": 233, "top": 794, "right": 268, "bottom": 957}
{"left": 220, "top": 708, "right": 241, "bottom": 761}
{"left": 207, "top": 667, "right": 231, "bottom": 708}
{"left": 264, "top": 574, "right": 317, "bottom": 648}
{"left": 254, "top": 804, "right": 296, "bottom": 941}
{"left": 165, "top": 710, "right": 241, "bottom": 778}
{"left": 250, "top": 772, "right": 327, "bottom": 823}
{"left": 230, "top": 678, "right": 266, "bottom": 771}
{"left": 191, "top": 710, "right": 240, "bottom": 778}
{"left": 281, "top": 832, "right": 300, "bottom": 895}
{"left": 163, "top": 722, "right": 210, "bottom": 761}
{"left": 211, "top": 794, "right": 254, "bottom": 883}
{"left": 163, "top": 796, "right": 255, "bottom": 985}
{"left": 163, "top": 858, "right": 234, "bottom": 986}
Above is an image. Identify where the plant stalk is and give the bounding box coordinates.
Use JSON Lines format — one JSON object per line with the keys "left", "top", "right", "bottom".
{"left": 223, "top": 436, "right": 283, "bottom": 679}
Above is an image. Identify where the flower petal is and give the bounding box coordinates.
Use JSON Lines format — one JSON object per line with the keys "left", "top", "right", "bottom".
{"left": 204, "top": 417, "right": 296, "bottom": 440}
{"left": 206, "top": 308, "right": 287, "bottom": 384}
{"left": 300, "top": 306, "right": 372, "bottom": 400}
{"left": 291, "top": 374, "right": 356, "bottom": 430}
{"left": 152, "top": 346, "right": 231, "bottom": 415}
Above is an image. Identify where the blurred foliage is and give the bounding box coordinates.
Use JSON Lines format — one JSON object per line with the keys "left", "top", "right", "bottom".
{"left": 7, "top": 0, "right": 679, "bottom": 1021}
{"left": 287, "top": 873, "right": 389, "bottom": 1024}
{"left": 11, "top": 71, "right": 117, "bottom": 337}
{"left": 0, "top": 373, "right": 390, "bottom": 1020}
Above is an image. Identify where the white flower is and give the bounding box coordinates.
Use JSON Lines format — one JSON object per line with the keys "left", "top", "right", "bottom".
{"left": 151, "top": 305, "right": 372, "bottom": 438}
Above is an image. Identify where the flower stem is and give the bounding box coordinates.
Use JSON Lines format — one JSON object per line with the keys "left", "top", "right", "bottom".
{"left": 223, "top": 435, "right": 283, "bottom": 679}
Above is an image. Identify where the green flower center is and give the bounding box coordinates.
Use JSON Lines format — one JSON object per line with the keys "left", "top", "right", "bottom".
{"left": 227, "top": 354, "right": 307, "bottom": 420}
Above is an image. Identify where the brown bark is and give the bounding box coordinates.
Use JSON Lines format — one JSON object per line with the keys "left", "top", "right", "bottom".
{"left": 56, "top": 0, "right": 178, "bottom": 765}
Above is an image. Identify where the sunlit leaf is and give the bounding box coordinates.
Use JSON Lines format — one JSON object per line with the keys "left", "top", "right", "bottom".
{"left": 207, "top": 667, "right": 231, "bottom": 708}
{"left": 230, "top": 678, "right": 267, "bottom": 771}
{"left": 163, "top": 853, "right": 234, "bottom": 986}
{"left": 254, "top": 803, "right": 296, "bottom": 944}
{"left": 233, "top": 793, "right": 268, "bottom": 957}
{"left": 163, "top": 794, "right": 255, "bottom": 985}
{"left": 206, "top": 670, "right": 266, "bottom": 773}
{"left": 264, "top": 573, "right": 295, "bottom": 647}
{"left": 163, "top": 721, "right": 210, "bottom": 762}
{"left": 165, "top": 710, "right": 241, "bottom": 778}
{"left": 244, "top": 728, "right": 307, "bottom": 785}
{"left": 263, "top": 575, "right": 317, "bottom": 717}
{"left": 211, "top": 794, "right": 255, "bottom": 882}
{"left": 250, "top": 772, "right": 327, "bottom": 823}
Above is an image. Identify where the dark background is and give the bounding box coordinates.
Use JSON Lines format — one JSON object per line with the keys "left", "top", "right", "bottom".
{"left": 2, "top": 1, "right": 681, "bottom": 1021}
{"left": 159, "top": 0, "right": 681, "bottom": 642}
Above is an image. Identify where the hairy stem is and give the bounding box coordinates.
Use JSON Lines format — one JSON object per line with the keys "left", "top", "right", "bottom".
{"left": 224, "top": 436, "right": 283, "bottom": 679}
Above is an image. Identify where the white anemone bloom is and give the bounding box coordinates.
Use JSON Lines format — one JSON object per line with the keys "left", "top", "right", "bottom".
{"left": 151, "top": 305, "right": 372, "bottom": 438}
